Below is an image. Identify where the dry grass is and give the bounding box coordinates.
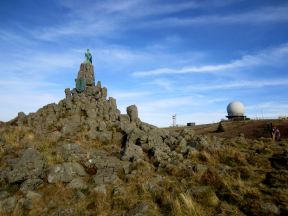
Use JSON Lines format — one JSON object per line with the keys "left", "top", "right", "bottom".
{"left": 0, "top": 122, "right": 287, "bottom": 215}
{"left": 171, "top": 193, "right": 204, "bottom": 216}
{"left": 0, "top": 127, "right": 26, "bottom": 151}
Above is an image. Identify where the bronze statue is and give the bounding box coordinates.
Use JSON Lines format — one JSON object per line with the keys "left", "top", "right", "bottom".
{"left": 85, "top": 49, "right": 92, "bottom": 64}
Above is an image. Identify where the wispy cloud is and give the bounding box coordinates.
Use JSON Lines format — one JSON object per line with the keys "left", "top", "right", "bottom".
{"left": 144, "top": 5, "right": 288, "bottom": 27}
{"left": 186, "top": 79, "right": 288, "bottom": 91}
{"left": 132, "top": 43, "right": 288, "bottom": 77}
{"left": 145, "top": 78, "right": 174, "bottom": 91}
{"left": 245, "top": 102, "right": 288, "bottom": 119}
{"left": 32, "top": 0, "right": 249, "bottom": 41}
{"left": 108, "top": 90, "right": 152, "bottom": 99}
{"left": 0, "top": 92, "right": 62, "bottom": 121}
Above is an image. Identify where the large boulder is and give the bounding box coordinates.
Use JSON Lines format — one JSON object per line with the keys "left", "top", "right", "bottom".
{"left": 20, "top": 178, "right": 44, "bottom": 192}
{"left": 56, "top": 143, "right": 87, "bottom": 162}
{"left": 47, "top": 162, "right": 87, "bottom": 183}
{"left": 0, "top": 196, "right": 17, "bottom": 214}
{"left": 127, "top": 105, "right": 139, "bottom": 123}
{"left": 84, "top": 150, "right": 129, "bottom": 184}
{"left": 6, "top": 148, "right": 44, "bottom": 183}
{"left": 88, "top": 131, "right": 112, "bottom": 144}
{"left": 187, "top": 135, "right": 209, "bottom": 150}
{"left": 67, "top": 178, "right": 88, "bottom": 190}
{"left": 121, "top": 128, "right": 146, "bottom": 161}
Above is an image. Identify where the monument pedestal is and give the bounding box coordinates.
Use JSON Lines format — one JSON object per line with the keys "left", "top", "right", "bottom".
{"left": 75, "top": 63, "right": 95, "bottom": 92}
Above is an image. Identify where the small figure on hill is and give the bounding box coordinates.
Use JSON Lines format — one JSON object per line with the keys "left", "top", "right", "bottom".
{"left": 85, "top": 48, "right": 92, "bottom": 64}
{"left": 272, "top": 127, "right": 281, "bottom": 141}
{"left": 216, "top": 122, "right": 225, "bottom": 133}
{"left": 267, "top": 123, "right": 273, "bottom": 136}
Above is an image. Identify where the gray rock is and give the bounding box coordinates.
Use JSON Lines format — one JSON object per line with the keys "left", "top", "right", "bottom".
{"left": 26, "top": 191, "right": 43, "bottom": 200}
{"left": 93, "top": 167, "right": 119, "bottom": 185}
{"left": 127, "top": 202, "right": 151, "bottom": 216}
{"left": 74, "top": 191, "right": 86, "bottom": 201}
{"left": 121, "top": 143, "right": 144, "bottom": 161}
{"left": 120, "top": 122, "right": 137, "bottom": 134}
{"left": 17, "top": 112, "right": 27, "bottom": 126}
{"left": 127, "top": 105, "right": 139, "bottom": 122}
{"left": 0, "top": 196, "right": 17, "bottom": 214}
{"left": 93, "top": 184, "right": 107, "bottom": 195}
{"left": 139, "top": 122, "right": 156, "bottom": 132}
{"left": 65, "top": 88, "right": 71, "bottom": 99}
{"left": 84, "top": 149, "right": 130, "bottom": 179}
{"left": 0, "top": 191, "right": 9, "bottom": 200}
{"left": 47, "top": 131, "right": 62, "bottom": 142}
{"left": 50, "top": 207, "right": 76, "bottom": 216}
{"left": 260, "top": 202, "right": 280, "bottom": 215}
{"left": 102, "top": 87, "right": 107, "bottom": 99}
{"left": 6, "top": 148, "right": 44, "bottom": 183}
{"left": 57, "top": 143, "right": 87, "bottom": 162}
{"left": 97, "top": 121, "right": 107, "bottom": 131}
{"left": 180, "top": 128, "right": 195, "bottom": 139}
{"left": 47, "top": 162, "right": 87, "bottom": 183}
{"left": 88, "top": 131, "right": 112, "bottom": 144}
{"left": 20, "top": 178, "right": 44, "bottom": 192}
{"left": 67, "top": 178, "right": 88, "bottom": 190}
{"left": 176, "top": 138, "right": 187, "bottom": 154}
{"left": 119, "top": 114, "right": 130, "bottom": 123}
{"left": 61, "top": 115, "right": 81, "bottom": 135}
{"left": 164, "top": 136, "right": 178, "bottom": 150}
{"left": 121, "top": 128, "right": 146, "bottom": 161}
{"left": 187, "top": 135, "right": 209, "bottom": 150}
{"left": 112, "top": 132, "right": 124, "bottom": 145}
{"left": 112, "top": 186, "right": 126, "bottom": 196}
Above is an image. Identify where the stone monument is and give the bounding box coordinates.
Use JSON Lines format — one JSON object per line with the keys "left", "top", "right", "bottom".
{"left": 75, "top": 49, "right": 95, "bottom": 92}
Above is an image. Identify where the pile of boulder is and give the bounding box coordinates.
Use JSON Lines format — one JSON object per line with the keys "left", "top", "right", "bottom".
{"left": 8, "top": 62, "right": 199, "bottom": 166}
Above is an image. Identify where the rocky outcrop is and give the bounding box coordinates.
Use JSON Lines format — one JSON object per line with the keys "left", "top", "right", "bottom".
{"left": 4, "top": 148, "right": 44, "bottom": 184}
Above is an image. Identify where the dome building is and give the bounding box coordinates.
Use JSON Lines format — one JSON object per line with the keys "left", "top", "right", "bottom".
{"left": 226, "top": 101, "right": 246, "bottom": 120}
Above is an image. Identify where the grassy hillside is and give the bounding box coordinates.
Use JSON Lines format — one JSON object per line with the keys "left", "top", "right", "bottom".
{"left": 0, "top": 120, "right": 287, "bottom": 215}
{"left": 167, "top": 119, "right": 288, "bottom": 139}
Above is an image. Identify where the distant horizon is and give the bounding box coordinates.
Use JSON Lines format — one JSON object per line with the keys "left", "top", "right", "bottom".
{"left": 1, "top": 0, "right": 288, "bottom": 127}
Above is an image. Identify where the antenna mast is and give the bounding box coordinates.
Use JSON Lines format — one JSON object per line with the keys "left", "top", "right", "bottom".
{"left": 172, "top": 114, "right": 176, "bottom": 127}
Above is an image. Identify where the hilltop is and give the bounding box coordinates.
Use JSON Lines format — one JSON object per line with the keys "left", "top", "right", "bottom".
{"left": 0, "top": 60, "right": 287, "bottom": 216}
{"left": 169, "top": 119, "right": 288, "bottom": 139}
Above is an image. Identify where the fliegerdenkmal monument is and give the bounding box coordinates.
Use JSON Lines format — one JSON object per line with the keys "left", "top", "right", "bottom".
{"left": 75, "top": 49, "right": 95, "bottom": 92}
{"left": 85, "top": 48, "right": 92, "bottom": 64}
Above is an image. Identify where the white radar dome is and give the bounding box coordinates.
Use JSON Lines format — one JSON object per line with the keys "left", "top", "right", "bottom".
{"left": 227, "top": 101, "right": 245, "bottom": 116}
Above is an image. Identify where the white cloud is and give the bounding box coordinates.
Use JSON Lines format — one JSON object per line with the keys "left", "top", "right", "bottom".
{"left": 138, "top": 96, "right": 195, "bottom": 112}
{"left": 32, "top": 0, "right": 249, "bottom": 41}
{"left": 144, "top": 5, "right": 288, "bottom": 27}
{"left": 145, "top": 79, "right": 174, "bottom": 91}
{"left": 0, "top": 92, "right": 62, "bottom": 121}
{"left": 186, "top": 79, "right": 288, "bottom": 91}
{"left": 245, "top": 102, "right": 288, "bottom": 119}
{"left": 108, "top": 90, "right": 152, "bottom": 99}
{"left": 132, "top": 43, "right": 288, "bottom": 77}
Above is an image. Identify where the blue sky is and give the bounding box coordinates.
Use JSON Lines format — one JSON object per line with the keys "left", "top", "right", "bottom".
{"left": 1, "top": 0, "right": 288, "bottom": 126}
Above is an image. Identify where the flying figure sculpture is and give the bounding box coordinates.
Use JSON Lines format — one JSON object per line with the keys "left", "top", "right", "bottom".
{"left": 85, "top": 48, "right": 92, "bottom": 64}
